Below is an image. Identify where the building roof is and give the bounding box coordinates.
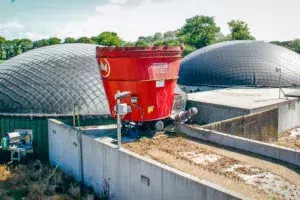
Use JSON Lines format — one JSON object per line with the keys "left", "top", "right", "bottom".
{"left": 179, "top": 41, "right": 300, "bottom": 87}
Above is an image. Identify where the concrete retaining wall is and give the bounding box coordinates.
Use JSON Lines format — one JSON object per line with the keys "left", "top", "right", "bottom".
{"left": 48, "top": 119, "right": 249, "bottom": 200}
{"left": 177, "top": 124, "right": 300, "bottom": 167}
{"left": 277, "top": 99, "right": 300, "bottom": 133}
{"left": 202, "top": 108, "right": 278, "bottom": 142}
{"left": 186, "top": 101, "right": 249, "bottom": 125}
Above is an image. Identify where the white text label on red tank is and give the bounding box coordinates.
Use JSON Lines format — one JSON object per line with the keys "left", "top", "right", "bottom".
{"left": 156, "top": 80, "right": 165, "bottom": 88}
{"left": 153, "top": 63, "right": 168, "bottom": 74}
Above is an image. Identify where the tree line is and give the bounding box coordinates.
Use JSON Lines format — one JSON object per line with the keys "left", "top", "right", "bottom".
{"left": 0, "top": 15, "right": 299, "bottom": 60}
{"left": 270, "top": 40, "right": 300, "bottom": 54}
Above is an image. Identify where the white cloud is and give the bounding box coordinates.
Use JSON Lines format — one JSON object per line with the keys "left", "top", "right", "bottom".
{"left": 109, "top": 0, "right": 127, "bottom": 5}
{"left": 95, "top": 5, "right": 120, "bottom": 15}
{"left": 51, "top": 0, "right": 183, "bottom": 41}
{"left": 0, "top": 22, "right": 24, "bottom": 30}
{"left": 23, "top": 32, "right": 49, "bottom": 41}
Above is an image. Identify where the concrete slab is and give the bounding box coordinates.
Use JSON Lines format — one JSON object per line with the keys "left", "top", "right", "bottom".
{"left": 188, "top": 88, "right": 298, "bottom": 110}
{"left": 285, "top": 90, "right": 300, "bottom": 98}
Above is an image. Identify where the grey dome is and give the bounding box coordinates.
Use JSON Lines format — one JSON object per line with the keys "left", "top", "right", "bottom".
{"left": 0, "top": 44, "right": 109, "bottom": 115}
{"left": 179, "top": 41, "right": 300, "bottom": 87}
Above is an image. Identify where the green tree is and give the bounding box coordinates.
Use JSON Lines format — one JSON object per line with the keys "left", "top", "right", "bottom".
{"left": 76, "top": 37, "right": 94, "bottom": 44}
{"left": 4, "top": 41, "right": 12, "bottom": 59}
{"left": 178, "top": 15, "right": 220, "bottom": 49}
{"left": 135, "top": 39, "right": 149, "bottom": 47}
{"left": 228, "top": 20, "right": 255, "bottom": 40}
{"left": 47, "top": 37, "right": 61, "bottom": 45}
{"left": 182, "top": 44, "right": 197, "bottom": 57}
{"left": 153, "top": 39, "right": 180, "bottom": 46}
{"left": 91, "top": 36, "right": 97, "bottom": 43}
{"left": 64, "top": 37, "right": 76, "bottom": 43}
{"left": 32, "top": 39, "right": 50, "bottom": 48}
{"left": 153, "top": 32, "right": 163, "bottom": 41}
{"left": 215, "top": 32, "right": 231, "bottom": 43}
{"left": 0, "top": 36, "right": 6, "bottom": 59}
{"left": 289, "top": 39, "right": 300, "bottom": 54}
{"left": 135, "top": 36, "right": 153, "bottom": 45}
{"left": 95, "top": 32, "right": 122, "bottom": 46}
{"left": 163, "top": 31, "right": 178, "bottom": 40}
{"left": 11, "top": 39, "right": 21, "bottom": 57}
{"left": 0, "top": 36, "right": 5, "bottom": 44}
{"left": 270, "top": 41, "right": 291, "bottom": 49}
{"left": 19, "top": 39, "right": 32, "bottom": 53}
{"left": 123, "top": 42, "right": 135, "bottom": 47}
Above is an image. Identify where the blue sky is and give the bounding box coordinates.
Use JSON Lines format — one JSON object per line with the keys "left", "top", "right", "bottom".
{"left": 0, "top": 0, "right": 299, "bottom": 42}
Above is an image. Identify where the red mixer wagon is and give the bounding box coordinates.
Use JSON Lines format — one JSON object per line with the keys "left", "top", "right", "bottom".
{"left": 96, "top": 46, "right": 183, "bottom": 125}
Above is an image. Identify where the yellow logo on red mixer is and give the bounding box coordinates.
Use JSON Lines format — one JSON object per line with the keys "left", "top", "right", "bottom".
{"left": 99, "top": 58, "right": 111, "bottom": 78}
{"left": 148, "top": 106, "right": 154, "bottom": 113}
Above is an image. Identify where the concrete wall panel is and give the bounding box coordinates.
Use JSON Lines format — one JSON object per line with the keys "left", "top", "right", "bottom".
{"left": 278, "top": 100, "right": 300, "bottom": 133}
{"left": 162, "top": 168, "right": 206, "bottom": 200}
{"left": 202, "top": 108, "right": 278, "bottom": 142}
{"left": 82, "top": 135, "right": 105, "bottom": 190}
{"left": 186, "top": 101, "right": 249, "bottom": 125}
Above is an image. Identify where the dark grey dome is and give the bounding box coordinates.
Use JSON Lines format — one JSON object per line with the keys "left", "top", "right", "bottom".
{"left": 0, "top": 44, "right": 109, "bottom": 115}
{"left": 179, "top": 41, "right": 300, "bottom": 87}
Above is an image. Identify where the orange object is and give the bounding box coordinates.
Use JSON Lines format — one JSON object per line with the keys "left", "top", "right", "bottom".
{"left": 96, "top": 46, "right": 183, "bottom": 122}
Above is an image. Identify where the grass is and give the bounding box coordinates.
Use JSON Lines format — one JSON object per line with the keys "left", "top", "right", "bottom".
{"left": 0, "top": 160, "right": 112, "bottom": 200}
{"left": 0, "top": 60, "right": 5, "bottom": 64}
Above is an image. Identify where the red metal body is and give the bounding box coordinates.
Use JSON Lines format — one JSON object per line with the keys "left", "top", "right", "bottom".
{"left": 96, "top": 46, "right": 183, "bottom": 122}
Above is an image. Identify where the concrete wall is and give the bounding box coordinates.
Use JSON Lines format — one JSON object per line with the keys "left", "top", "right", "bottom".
{"left": 48, "top": 120, "right": 82, "bottom": 180}
{"left": 188, "top": 98, "right": 300, "bottom": 134}
{"left": 277, "top": 99, "right": 300, "bottom": 133}
{"left": 177, "top": 124, "right": 300, "bottom": 167}
{"left": 202, "top": 108, "right": 278, "bottom": 142}
{"left": 186, "top": 101, "right": 250, "bottom": 125}
{"left": 48, "top": 119, "right": 249, "bottom": 200}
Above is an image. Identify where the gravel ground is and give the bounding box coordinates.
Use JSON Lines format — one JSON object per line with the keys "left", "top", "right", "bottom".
{"left": 124, "top": 132, "right": 300, "bottom": 200}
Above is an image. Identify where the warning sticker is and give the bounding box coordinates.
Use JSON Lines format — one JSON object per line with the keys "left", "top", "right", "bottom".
{"left": 153, "top": 63, "right": 168, "bottom": 74}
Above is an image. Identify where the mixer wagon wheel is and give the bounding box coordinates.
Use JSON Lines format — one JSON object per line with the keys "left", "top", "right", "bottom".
{"left": 154, "top": 120, "right": 164, "bottom": 132}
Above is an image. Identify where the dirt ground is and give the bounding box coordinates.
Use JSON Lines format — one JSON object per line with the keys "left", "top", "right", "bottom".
{"left": 124, "top": 132, "right": 300, "bottom": 200}
{"left": 271, "top": 128, "right": 300, "bottom": 150}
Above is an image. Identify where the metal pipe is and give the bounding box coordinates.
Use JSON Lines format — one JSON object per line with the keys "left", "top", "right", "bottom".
{"left": 276, "top": 67, "right": 282, "bottom": 99}
{"left": 279, "top": 69, "right": 282, "bottom": 99}
{"left": 174, "top": 107, "right": 198, "bottom": 123}
{"left": 117, "top": 92, "right": 122, "bottom": 148}
{"left": 73, "top": 104, "right": 76, "bottom": 127}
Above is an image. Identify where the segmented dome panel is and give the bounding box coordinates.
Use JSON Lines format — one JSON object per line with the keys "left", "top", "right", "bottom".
{"left": 0, "top": 44, "right": 109, "bottom": 115}
{"left": 179, "top": 41, "right": 300, "bottom": 87}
